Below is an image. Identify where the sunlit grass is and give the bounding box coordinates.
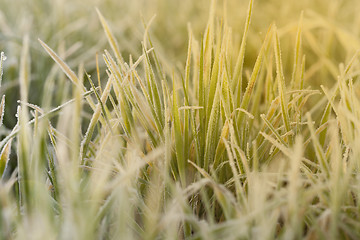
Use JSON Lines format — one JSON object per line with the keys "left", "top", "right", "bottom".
{"left": 1, "top": 0, "right": 360, "bottom": 239}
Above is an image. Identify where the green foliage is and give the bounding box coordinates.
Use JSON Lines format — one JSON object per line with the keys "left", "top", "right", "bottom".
{"left": 1, "top": 0, "right": 360, "bottom": 239}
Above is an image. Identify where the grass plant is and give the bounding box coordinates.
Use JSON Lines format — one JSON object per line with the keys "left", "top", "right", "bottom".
{"left": 1, "top": 0, "right": 360, "bottom": 239}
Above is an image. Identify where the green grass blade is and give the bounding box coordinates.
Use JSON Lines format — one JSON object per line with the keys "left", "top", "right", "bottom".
{"left": 85, "top": 72, "right": 113, "bottom": 133}
{"left": 221, "top": 61, "right": 234, "bottom": 119}
{"left": 80, "top": 73, "right": 113, "bottom": 165}
{"left": 273, "top": 27, "right": 292, "bottom": 142}
{"left": 198, "top": 36, "right": 206, "bottom": 165}
{"left": 206, "top": 22, "right": 222, "bottom": 124}
{"left": 233, "top": 0, "right": 253, "bottom": 107}
{"left": 306, "top": 112, "right": 329, "bottom": 176}
{"left": 143, "top": 44, "right": 164, "bottom": 135}
{"left": 0, "top": 139, "right": 12, "bottom": 177}
{"left": 141, "top": 15, "right": 166, "bottom": 82}
{"left": 183, "top": 32, "right": 193, "bottom": 164}
{"left": 172, "top": 75, "right": 186, "bottom": 186}
{"left": 291, "top": 12, "right": 304, "bottom": 90}
{"left": 39, "top": 39, "right": 83, "bottom": 90}
{"left": 236, "top": 25, "right": 273, "bottom": 132}
{"left": 204, "top": 81, "right": 221, "bottom": 171}
{"left": 213, "top": 120, "right": 229, "bottom": 170}
{"left": 260, "top": 114, "right": 288, "bottom": 147}
{"left": 96, "top": 8, "right": 124, "bottom": 65}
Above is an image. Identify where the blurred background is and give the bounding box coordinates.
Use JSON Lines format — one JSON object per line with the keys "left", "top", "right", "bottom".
{"left": 0, "top": 0, "right": 359, "bottom": 128}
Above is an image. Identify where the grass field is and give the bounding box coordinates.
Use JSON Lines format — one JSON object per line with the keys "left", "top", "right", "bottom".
{"left": 1, "top": 0, "right": 360, "bottom": 239}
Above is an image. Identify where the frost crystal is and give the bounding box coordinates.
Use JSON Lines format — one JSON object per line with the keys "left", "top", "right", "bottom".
{"left": 0, "top": 95, "right": 5, "bottom": 127}
{"left": 1, "top": 52, "right": 6, "bottom": 61}
{"left": 0, "top": 52, "right": 6, "bottom": 87}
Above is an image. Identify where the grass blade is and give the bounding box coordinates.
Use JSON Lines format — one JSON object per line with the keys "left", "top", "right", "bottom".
{"left": 204, "top": 81, "right": 221, "bottom": 171}
{"left": 291, "top": 12, "right": 304, "bottom": 90}
{"left": 233, "top": 0, "right": 253, "bottom": 106}
{"left": 273, "top": 27, "right": 292, "bottom": 142}
{"left": 0, "top": 52, "right": 6, "bottom": 87}
{"left": 236, "top": 25, "right": 273, "bottom": 135}
{"left": 96, "top": 8, "right": 124, "bottom": 65}
{"left": 172, "top": 74, "right": 186, "bottom": 186}
{"left": 80, "top": 73, "right": 113, "bottom": 165}
{"left": 0, "top": 95, "right": 5, "bottom": 127}
{"left": 306, "top": 112, "right": 329, "bottom": 176}
{"left": 39, "top": 39, "right": 83, "bottom": 90}
{"left": 0, "top": 139, "right": 12, "bottom": 178}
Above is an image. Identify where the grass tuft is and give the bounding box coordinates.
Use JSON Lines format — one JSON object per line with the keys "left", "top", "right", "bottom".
{"left": 1, "top": 0, "right": 360, "bottom": 239}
